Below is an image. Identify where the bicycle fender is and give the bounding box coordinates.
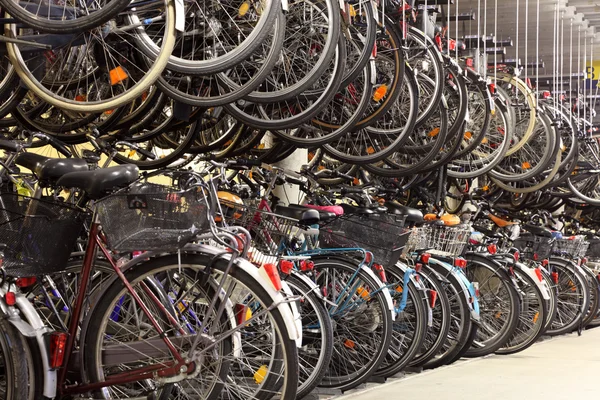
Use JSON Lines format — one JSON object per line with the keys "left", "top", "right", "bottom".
{"left": 280, "top": 280, "right": 302, "bottom": 348}
{"left": 0, "top": 287, "right": 57, "bottom": 398}
{"left": 514, "top": 262, "right": 551, "bottom": 301}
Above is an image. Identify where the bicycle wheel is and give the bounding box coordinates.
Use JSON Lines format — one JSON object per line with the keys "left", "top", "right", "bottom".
{"left": 408, "top": 265, "right": 451, "bottom": 367}
{"left": 463, "top": 254, "right": 520, "bottom": 358}
{"left": 422, "top": 261, "right": 474, "bottom": 369}
{"left": 375, "top": 262, "right": 427, "bottom": 378}
{"left": 285, "top": 273, "right": 334, "bottom": 399}
{"left": 312, "top": 256, "right": 393, "bottom": 391}
{"left": 0, "top": 0, "right": 129, "bottom": 34}
{"left": 0, "top": 317, "right": 34, "bottom": 400}
{"left": 578, "top": 264, "right": 600, "bottom": 329}
{"left": 545, "top": 258, "right": 589, "bottom": 336}
{"left": 6, "top": 0, "right": 177, "bottom": 113}
{"left": 83, "top": 253, "right": 299, "bottom": 399}
{"left": 496, "top": 264, "right": 548, "bottom": 355}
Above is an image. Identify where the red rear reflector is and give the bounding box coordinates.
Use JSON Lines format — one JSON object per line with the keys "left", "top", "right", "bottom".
{"left": 487, "top": 244, "right": 497, "bottom": 255}
{"left": 421, "top": 253, "right": 431, "bottom": 263}
{"left": 513, "top": 251, "right": 520, "bottom": 262}
{"left": 534, "top": 268, "right": 543, "bottom": 282}
{"left": 261, "top": 264, "right": 282, "bottom": 291}
{"left": 49, "top": 332, "right": 68, "bottom": 369}
{"left": 300, "top": 260, "right": 314, "bottom": 272}
{"left": 365, "top": 252, "right": 373, "bottom": 264}
{"left": 542, "top": 259, "right": 549, "bottom": 266}
{"left": 15, "top": 277, "right": 36, "bottom": 288}
{"left": 279, "top": 260, "right": 294, "bottom": 275}
{"left": 551, "top": 272, "right": 559, "bottom": 284}
{"left": 582, "top": 257, "right": 588, "bottom": 265}
{"left": 4, "top": 292, "right": 15, "bottom": 306}
{"left": 429, "top": 290, "right": 438, "bottom": 308}
{"left": 489, "top": 83, "right": 495, "bottom": 93}
{"left": 454, "top": 258, "right": 467, "bottom": 268}
{"left": 372, "top": 264, "right": 387, "bottom": 283}
{"left": 234, "top": 304, "right": 250, "bottom": 325}
{"left": 414, "top": 263, "right": 423, "bottom": 273}
{"left": 533, "top": 253, "right": 539, "bottom": 261}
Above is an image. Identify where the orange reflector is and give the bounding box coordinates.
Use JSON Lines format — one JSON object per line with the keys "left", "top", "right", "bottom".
{"left": 75, "top": 94, "right": 86, "bottom": 102}
{"left": 428, "top": 127, "right": 440, "bottom": 137}
{"left": 522, "top": 162, "right": 531, "bottom": 169}
{"left": 533, "top": 312, "right": 540, "bottom": 324}
{"left": 238, "top": 1, "right": 250, "bottom": 16}
{"left": 104, "top": 109, "right": 114, "bottom": 115}
{"left": 372, "top": 84, "right": 388, "bottom": 102}
{"left": 356, "top": 287, "right": 370, "bottom": 300}
{"left": 481, "top": 137, "right": 488, "bottom": 144}
{"left": 344, "top": 339, "right": 355, "bottom": 349}
{"left": 495, "top": 311, "right": 502, "bottom": 319}
{"left": 395, "top": 286, "right": 403, "bottom": 293}
{"left": 367, "top": 146, "right": 375, "bottom": 154}
{"left": 353, "top": 177, "right": 360, "bottom": 185}
{"left": 483, "top": 185, "right": 489, "bottom": 191}
{"left": 254, "top": 365, "right": 268, "bottom": 384}
{"left": 464, "top": 131, "right": 473, "bottom": 139}
{"left": 109, "top": 66, "right": 128, "bottom": 86}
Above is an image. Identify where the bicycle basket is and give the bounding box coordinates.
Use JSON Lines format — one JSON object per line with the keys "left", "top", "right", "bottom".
{"left": 235, "top": 208, "right": 296, "bottom": 265}
{"left": 552, "top": 236, "right": 589, "bottom": 258}
{"left": 319, "top": 213, "right": 410, "bottom": 266}
{"left": 403, "top": 224, "right": 471, "bottom": 257}
{"left": 0, "top": 194, "right": 86, "bottom": 276}
{"left": 513, "top": 234, "right": 553, "bottom": 261}
{"left": 95, "top": 182, "right": 208, "bottom": 252}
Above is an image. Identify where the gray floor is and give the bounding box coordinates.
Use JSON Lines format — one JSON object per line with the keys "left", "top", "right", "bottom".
{"left": 331, "top": 329, "right": 600, "bottom": 400}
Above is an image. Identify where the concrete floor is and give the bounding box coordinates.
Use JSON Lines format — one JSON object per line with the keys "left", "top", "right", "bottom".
{"left": 335, "top": 329, "right": 600, "bottom": 400}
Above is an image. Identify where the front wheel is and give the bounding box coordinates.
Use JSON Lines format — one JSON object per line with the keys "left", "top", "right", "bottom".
{"left": 0, "top": 316, "right": 35, "bottom": 399}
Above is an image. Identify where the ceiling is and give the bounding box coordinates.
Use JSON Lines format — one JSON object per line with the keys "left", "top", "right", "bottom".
{"left": 439, "top": 0, "right": 600, "bottom": 91}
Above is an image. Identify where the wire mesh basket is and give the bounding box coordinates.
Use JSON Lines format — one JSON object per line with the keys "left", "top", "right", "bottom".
{"left": 552, "top": 236, "right": 589, "bottom": 259}
{"left": 236, "top": 207, "right": 297, "bottom": 265}
{"left": 319, "top": 213, "right": 410, "bottom": 266}
{"left": 513, "top": 234, "right": 553, "bottom": 261}
{"left": 0, "top": 194, "right": 86, "bottom": 276}
{"left": 403, "top": 224, "right": 471, "bottom": 257}
{"left": 96, "top": 182, "right": 209, "bottom": 252}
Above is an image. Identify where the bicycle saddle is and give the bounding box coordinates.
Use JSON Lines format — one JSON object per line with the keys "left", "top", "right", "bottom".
{"left": 303, "top": 204, "right": 345, "bottom": 216}
{"left": 56, "top": 164, "right": 139, "bottom": 200}
{"left": 273, "top": 205, "right": 320, "bottom": 226}
{"left": 522, "top": 223, "right": 553, "bottom": 238}
{"left": 15, "top": 153, "right": 88, "bottom": 183}
{"left": 384, "top": 202, "right": 424, "bottom": 223}
{"left": 0, "top": 139, "right": 19, "bottom": 153}
{"left": 488, "top": 213, "right": 517, "bottom": 228}
{"left": 286, "top": 204, "right": 338, "bottom": 221}
{"left": 340, "top": 204, "right": 375, "bottom": 215}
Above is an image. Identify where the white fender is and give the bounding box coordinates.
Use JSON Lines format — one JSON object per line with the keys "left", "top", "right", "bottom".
{"left": 194, "top": 245, "right": 300, "bottom": 341}
{"left": 514, "top": 262, "right": 551, "bottom": 301}
{"left": 0, "top": 286, "right": 57, "bottom": 398}
{"left": 280, "top": 280, "right": 303, "bottom": 348}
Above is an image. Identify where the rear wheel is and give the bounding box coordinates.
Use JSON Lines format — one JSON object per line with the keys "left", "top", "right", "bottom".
{"left": 0, "top": 316, "right": 34, "bottom": 400}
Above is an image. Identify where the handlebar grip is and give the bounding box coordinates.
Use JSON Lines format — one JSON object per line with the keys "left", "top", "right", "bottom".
{"left": 227, "top": 159, "right": 262, "bottom": 167}
{"left": 285, "top": 176, "right": 304, "bottom": 186}
{"left": 340, "top": 186, "right": 364, "bottom": 195}
{"left": 46, "top": 136, "right": 72, "bottom": 158}
{"left": 136, "top": 147, "right": 156, "bottom": 160}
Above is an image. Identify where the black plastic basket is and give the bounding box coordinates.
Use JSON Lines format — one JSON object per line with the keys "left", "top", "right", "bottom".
{"left": 95, "top": 182, "right": 209, "bottom": 252}
{"left": 0, "top": 194, "right": 86, "bottom": 276}
{"left": 587, "top": 238, "right": 600, "bottom": 259}
{"left": 319, "top": 213, "right": 410, "bottom": 266}
{"left": 514, "top": 234, "right": 553, "bottom": 261}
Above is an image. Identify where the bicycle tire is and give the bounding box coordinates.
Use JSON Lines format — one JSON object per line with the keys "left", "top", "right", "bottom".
{"left": 83, "top": 253, "right": 299, "bottom": 400}
{"left": 312, "top": 256, "right": 393, "bottom": 391}
{"left": 285, "top": 273, "right": 334, "bottom": 399}
{"left": 0, "top": 316, "right": 34, "bottom": 400}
